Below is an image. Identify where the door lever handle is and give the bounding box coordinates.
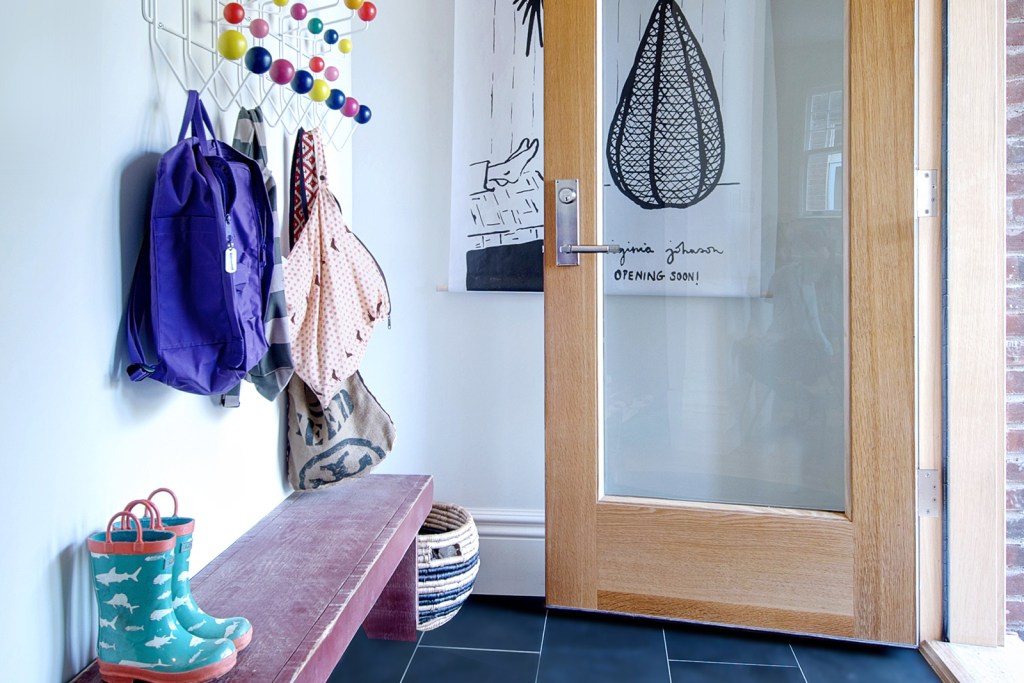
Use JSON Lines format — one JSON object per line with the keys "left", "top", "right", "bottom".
{"left": 555, "top": 178, "right": 620, "bottom": 266}
{"left": 559, "top": 244, "right": 623, "bottom": 254}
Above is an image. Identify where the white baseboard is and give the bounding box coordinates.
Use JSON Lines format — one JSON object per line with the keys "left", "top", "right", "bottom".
{"left": 469, "top": 508, "right": 545, "bottom": 596}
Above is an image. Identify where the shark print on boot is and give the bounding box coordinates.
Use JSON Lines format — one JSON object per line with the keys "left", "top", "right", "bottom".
{"left": 89, "top": 512, "right": 237, "bottom": 683}
{"left": 146, "top": 489, "right": 253, "bottom": 651}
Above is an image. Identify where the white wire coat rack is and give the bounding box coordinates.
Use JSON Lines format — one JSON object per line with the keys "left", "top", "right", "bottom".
{"left": 142, "top": 0, "right": 374, "bottom": 149}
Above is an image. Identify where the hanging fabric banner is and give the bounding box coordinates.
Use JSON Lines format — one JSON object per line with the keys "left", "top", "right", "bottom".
{"left": 447, "top": 0, "right": 770, "bottom": 297}
{"left": 603, "top": 0, "right": 771, "bottom": 297}
{"left": 447, "top": 0, "right": 545, "bottom": 293}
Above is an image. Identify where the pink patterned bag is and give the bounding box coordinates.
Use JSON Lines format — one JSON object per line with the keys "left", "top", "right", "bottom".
{"left": 283, "top": 128, "right": 390, "bottom": 405}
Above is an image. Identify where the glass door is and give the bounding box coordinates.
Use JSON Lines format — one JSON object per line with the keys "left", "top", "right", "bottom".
{"left": 602, "top": 0, "right": 846, "bottom": 512}
{"left": 544, "top": 0, "right": 924, "bottom": 644}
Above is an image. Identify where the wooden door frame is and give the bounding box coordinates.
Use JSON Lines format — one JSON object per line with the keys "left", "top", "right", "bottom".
{"left": 940, "top": 0, "right": 1007, "bottom": 650}
{"left": 919, "top": 0, "right": 1010, "bottom": 668}
{"left": 919, "top": 0, "right": 944, "bottom": 646}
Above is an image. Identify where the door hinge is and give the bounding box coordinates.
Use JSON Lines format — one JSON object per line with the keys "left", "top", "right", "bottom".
{"left": 915, "top": 169, "right": 939, "bottom": 218}
{"left": 917, "top": 469, "right": 942, "bottom": 517}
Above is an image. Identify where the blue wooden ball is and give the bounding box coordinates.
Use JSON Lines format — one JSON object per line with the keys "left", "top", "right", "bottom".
{"left": 244, "top": 46, "right": 273, "bottom": 74}
{"left": 324, "top": 29, "right": 340, "bottom": 44}
{"left": 326, "top": 89, "right": 346, "bottom": 110}
{"left": 291, "top": 70, "right": 314, "bottom": 94}
{"left": 355, "top": 104, "right": 372, "bottom": 124}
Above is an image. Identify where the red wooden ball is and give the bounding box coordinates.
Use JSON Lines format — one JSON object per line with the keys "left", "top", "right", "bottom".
{"left": 309, "top": 56, "right": 325, "bottom": 73}
{"left": 357, "top": 2, "right": 377, "bottom": 22}
{"left": 223, "top": 2, "right": 245, "bottom": 24}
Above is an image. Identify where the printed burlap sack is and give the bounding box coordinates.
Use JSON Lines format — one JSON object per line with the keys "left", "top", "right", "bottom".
{"left": 285, "top": 372, "right": 396, "bottom": 490}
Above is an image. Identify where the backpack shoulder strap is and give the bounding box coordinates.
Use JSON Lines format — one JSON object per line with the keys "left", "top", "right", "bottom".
{"left": 125, "top": 229, "right": 156, "bottom": 381}
{"left": 177, "top": 90, "right": 216, "bottom": 143}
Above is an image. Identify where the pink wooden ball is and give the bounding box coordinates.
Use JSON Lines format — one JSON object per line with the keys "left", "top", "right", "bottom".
{"left": 290, "top": 3, "right": 308, "bottom": 20}
{"left": 249, "top": 18, "right": 270, "bottom": 39}
{"left": 341, "top": 97, "right": 360, "bottom": 117}
{"left": 324, "top": 66, "right": 340, "bottom": 81}
{"left": 269, "top": 59, "right": 296, "bottom": 85}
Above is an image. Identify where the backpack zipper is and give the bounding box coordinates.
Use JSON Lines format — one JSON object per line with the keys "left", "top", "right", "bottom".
{"left": 224, "top": 214, "right": 237, "bottom": 274}
{"left": 204, "top": 157, "right": 247, "bottom": 366}
{"left": 209, "top": 159, "right": 239, "bottom": 276}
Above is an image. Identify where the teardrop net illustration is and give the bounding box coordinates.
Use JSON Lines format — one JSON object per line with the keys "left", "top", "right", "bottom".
{"left": 607, "top": 0, "right": 725, "bottom": 210}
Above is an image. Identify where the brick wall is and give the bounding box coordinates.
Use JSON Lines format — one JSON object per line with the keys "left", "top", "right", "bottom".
{"left": 1007, "top": 1, "right": 1024, "bottom": 639}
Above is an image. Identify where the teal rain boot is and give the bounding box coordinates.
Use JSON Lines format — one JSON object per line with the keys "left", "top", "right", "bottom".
{"left": 89, "top": 511, "right": 236, "bottom": 683}
{"left": 146, "top": 489, "right": 253, "bottom": 651}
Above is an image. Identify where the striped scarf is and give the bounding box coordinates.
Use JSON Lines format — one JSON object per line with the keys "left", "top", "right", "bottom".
{"left": 222, "top": 107, "right": 294, "bottom": 405}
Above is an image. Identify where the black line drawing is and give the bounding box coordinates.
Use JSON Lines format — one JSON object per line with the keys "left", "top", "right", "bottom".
{"left": 607, "top": 0, "right": 725, "bottom": 210}
{"left": 464, "top": 139, "right": 544, "bottom": 291}
{"left": 514, "top": 0, "right": 544, "bottom": 57}
{"left": 483, "top": 137, "right": 540, "bottom": 191}
{"left": 450, "top": 3, "right": 544, "bottom": 293}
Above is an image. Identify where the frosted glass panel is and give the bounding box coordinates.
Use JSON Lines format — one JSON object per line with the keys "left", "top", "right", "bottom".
{"left": 602, "top": 0, "right": 846, "bottom": 511}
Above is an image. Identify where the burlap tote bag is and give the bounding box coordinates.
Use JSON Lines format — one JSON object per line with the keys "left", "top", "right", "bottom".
{"left": 285, "top": 372, "right": 396, "bottom": 490}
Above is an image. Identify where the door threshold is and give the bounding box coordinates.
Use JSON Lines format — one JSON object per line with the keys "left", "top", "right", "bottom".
{"left": 920, "top": 633, "right": 1024, "bottom": 682}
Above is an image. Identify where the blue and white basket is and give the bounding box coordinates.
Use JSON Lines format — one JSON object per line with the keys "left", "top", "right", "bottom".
{"left": 416, "top": 503, "right": 479, "bottom": 631}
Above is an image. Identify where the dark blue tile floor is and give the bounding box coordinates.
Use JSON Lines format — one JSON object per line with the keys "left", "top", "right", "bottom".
{"left": 327, "top": 595, "right": 941, "bottom": 683}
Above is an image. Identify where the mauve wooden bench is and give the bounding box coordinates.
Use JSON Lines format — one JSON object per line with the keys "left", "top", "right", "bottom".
{"left": 73, "top": 474, "right": 434, "bottom": 683}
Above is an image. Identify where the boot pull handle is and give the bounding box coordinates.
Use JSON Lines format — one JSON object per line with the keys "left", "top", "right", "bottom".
{"left": 106, "top": 511, "right": 144, "bottom": 548}
{"left": 147, "top": 487, "right": 179, "bottom": 517}
{"left": 123, "top": 499, "right": 163, "bottom": 530}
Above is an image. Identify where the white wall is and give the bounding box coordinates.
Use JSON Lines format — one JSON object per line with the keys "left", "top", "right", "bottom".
{"left": 0, "top": 2, "right": 544, "bottom": 680}
{"left": 0, "top": 5, "right": 290, "bottom": 682}
{"left": 350, "top": 0, "right": 546, "bottom": 592}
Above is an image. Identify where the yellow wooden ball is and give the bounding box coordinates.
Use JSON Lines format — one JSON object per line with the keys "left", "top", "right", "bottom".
{"left": 217, "top": 30, "right": 248, "bottom": 61}
{"left": 309, "top": 79, "right": 331, "bottom": 102}
{"left": 344, "top": 0, "right": 364, "bottom": 9}
{"left": 273, "top": 0, "right": 289, "bottom": 6}
{"left": 339, "top": 38, "right": 353, "bottom": 54}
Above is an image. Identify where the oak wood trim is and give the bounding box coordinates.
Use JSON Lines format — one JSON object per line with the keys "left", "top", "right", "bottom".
{"left": 945, "top": 0, "right": 1007, "bottom": 647}
{"left": 921, "top": 635, "right": 1024, "bottom": 683}
{"left": 596, "top": 501, "right": 855, "bottom": 631}
{"left": 596, "top": 592, "right": 856, "bottom": 639}
{"left": 917, "top": 0, "right": 945, "bottom": 644}
{"left": 602, "top": 495, "right": 849, "bottom": 521}
{"left": 543, "top": 0, "right": 600, "bottom": 610}
{"left": 848, "top": 0, "right": 918, "bottom": 644}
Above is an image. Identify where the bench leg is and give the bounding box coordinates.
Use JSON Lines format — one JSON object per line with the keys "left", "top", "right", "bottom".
{"left": 363, "top": 539, "right": 418, "bottom": 642}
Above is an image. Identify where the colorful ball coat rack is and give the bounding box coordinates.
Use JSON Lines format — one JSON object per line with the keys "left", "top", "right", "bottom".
{"left": 141, "top": 0, "right": 376, "bottom": 149}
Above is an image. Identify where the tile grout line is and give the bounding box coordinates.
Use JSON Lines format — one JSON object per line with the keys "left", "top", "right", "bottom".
{"left": 533, "top": 609, "right": 549, "bottom": 683}
{"left": 663, "top": 629, "right": 674, "bottom": 683}
{"left": 789, "top": 643, "right": 810, "bottom": 683}
{"left": 418, "top": 644, "right": 541, "bottom": 655}
{"left": 397, "top": 631, "right": 424, "bottom": 683}
{"left": 667, "top": 659, "right": 801, "bottom": 668}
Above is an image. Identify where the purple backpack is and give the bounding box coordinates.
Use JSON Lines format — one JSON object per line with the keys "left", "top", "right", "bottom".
{"left": 126, "top": 92, "right": 274, "bottom": 395}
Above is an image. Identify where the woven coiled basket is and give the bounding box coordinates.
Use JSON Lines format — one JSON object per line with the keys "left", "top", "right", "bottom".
{"left": 416, "top": 503, "right": 479, "bottom": 631}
